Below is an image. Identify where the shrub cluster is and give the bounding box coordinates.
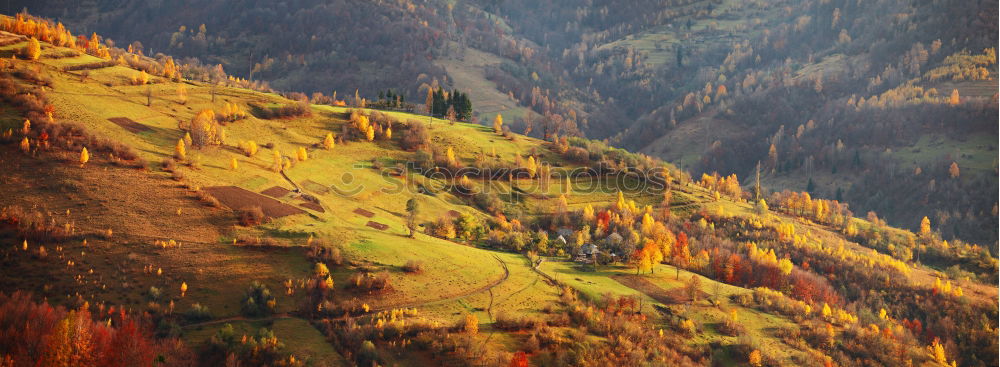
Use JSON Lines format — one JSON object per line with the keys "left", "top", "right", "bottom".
{"left": 249, "top": 101, "right": 311, "bottom": 119}
{"left": 237, "top": 206, "right": 267, "bottom": 226}
{"left": 346, "top": 272, "right": 392, "bottom": 293}
{"left": 241, "top": 281, "right": 277, "bottom": 317}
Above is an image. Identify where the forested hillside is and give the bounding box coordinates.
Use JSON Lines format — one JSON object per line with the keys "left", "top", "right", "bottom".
{"left": 15, "top": 0, "right": 997, "bottom": 247}
{"left": 0, "top": 11, "right": 996, "bottom": 367}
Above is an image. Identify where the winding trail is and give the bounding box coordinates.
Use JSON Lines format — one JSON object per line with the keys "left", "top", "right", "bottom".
{"left": 183, "top": 313, "right": 294, "bottom": 329}
{"left": 493, "top": 255, "right": 547, "bottom": 309}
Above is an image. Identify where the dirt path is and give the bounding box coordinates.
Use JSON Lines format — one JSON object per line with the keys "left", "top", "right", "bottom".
{"left": 494, "top": 256, "right": 544, "bottom": 310}
{"left": 182, "top": 313, "right": 294, "bottom": 329}
{"left": 190, "top": 254, "right": 512, "bottom": 329}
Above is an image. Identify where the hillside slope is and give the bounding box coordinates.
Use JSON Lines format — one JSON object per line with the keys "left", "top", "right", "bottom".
{"left": 18, "top": 0, "right": 998, "bottom": 250}
{"left": 0, "top": 18, "right": 997, "bottom": 367}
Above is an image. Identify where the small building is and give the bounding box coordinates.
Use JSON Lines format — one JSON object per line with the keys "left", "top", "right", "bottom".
{"left": 575, "top": 243, "right": 599, "bottom": 263}
{"left": 555, "top": 235, "right": 568, "bottom": 245}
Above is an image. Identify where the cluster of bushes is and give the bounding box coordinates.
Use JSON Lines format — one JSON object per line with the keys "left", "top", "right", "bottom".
{"left": 400, "top": 121, "right": 430, "bottom": 151}
{"left": 184, "top": 303, "right": 213, "bottom": 322}
{"left": 62, "top": 60, "right": 117, "bottom": 71}
{"left": 237, "top": 206, "right": 268, "bottom": 226}
{"left": 346, "top": 272, "right": 392, "bottom": 294}
{"left": 486, "top": 226, "right": 561, "bottom": 255}
{"left": 241, "top": 281, "right": 277, "bottom": 317}
{"left": 424, "top": 213, "right": 486, "bottom": 243}
{"left": 0, "top": 205, "right": 73, "bottom": 242}
{"left": 402, "top": 260, "right": 424, "bottom": 273}
{"left": 231, "top": 236, "right": 282, "bottom": 247}
{"left": 340, "top": 109, "right": 395, "bottom": 144}
{"left": 317, "top": 308, "right": 430, "bottom": 366}
{"left": 9, "top": 66, "right": 52, "bottom": 87}
{"left": 369, "top": 89, "right": 415, "bottom": 112}
{"left": 199, "top": 324, "right": 302, "bottom": 367}
{"left": 306, "top": 239, "right": 343, "bottom": 266}
{"left": 493, "top": 311, "right": 544, "bottom": 331}
{"left": 193, "top": 189, "right": 221, "bottom": 208}
{"left": 249, "top": 101, "right": 311, "bottom": 119}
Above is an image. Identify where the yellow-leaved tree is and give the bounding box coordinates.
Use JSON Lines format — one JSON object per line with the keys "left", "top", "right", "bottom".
{"left": 526, "top": 156, "right": 537, "bottom": 178}
{"left": 464, "top": 313, "right": 479, "bottom": 334}
{"left": 458, "top": 175, "right": 474, "bottom": 193}
{"left": 296, "top": 147, "right": 308, "bottom": 161}
{"left": 24, "top": 37, "right": 41, "bottom": 60}
{"left": 493, "top": 113, "right": 503, "bottom": 134}
{"left": 778, "top": 258, "right": 793, "bottom": 275}
{"left": 271, "top": 150, "right": 282, "bottom": 172}
{"left": 174, "top": 139, "right": 186, "bottom": 160}
{"left": 920, "top": 216, "right": 931, "bottom": 236}
{"left": 323, "top": 133, "right": 335, "bottom": 150}
{"left": 163, "top": 57, "right": 178, "bottom": 80}
{"left": 188, "top": 109, "right": 220, "bottom": 147}
{"left": 79, "top": 147, "right": 89, "bottom": 167}
{"left": 314, "top": 262, "right": 330, "bottom": 277}
{"left": 748, "top": 350, "right": 762, "bottom": 367}
{"left": 229, "top": 157, "right": 238, "bottom": 170}
{"left": 177, "top": 84, "right": 188, "bottom": 104}
{"left": 635, "top": 245, "right": 652, "bottom": 275}
{"left": 928, "top": 338, "right": 947, "bottom": 364}
{"left": 582, "top": 204, "right": 595, "bottom": 223}
{"left": 240, "top": 140, "right": 258, "bottom": 156}
{"left": 446, "top": 146, "right": 457, "bottom": 166}
{"left": 616, "top": 190, "right": 627, "bottom": 211}
{"left": 133, "top": 70, "right": 149, "bottom": 85}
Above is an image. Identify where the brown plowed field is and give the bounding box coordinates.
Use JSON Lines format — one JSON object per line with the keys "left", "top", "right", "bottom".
{"left": 203, "top": 186, "right": 305, "bottom": 218}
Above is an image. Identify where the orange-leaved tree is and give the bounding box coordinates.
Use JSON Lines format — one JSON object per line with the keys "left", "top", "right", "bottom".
{"left": 673, "top": 231, "right": 690, "bottom": 279}
{"left": 24, "top": 37, "right": 41, "bottom": 60}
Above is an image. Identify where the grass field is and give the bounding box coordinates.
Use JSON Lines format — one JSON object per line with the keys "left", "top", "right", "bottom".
{"left": 894, "top": 133, "right": 997, "bottom": 173}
